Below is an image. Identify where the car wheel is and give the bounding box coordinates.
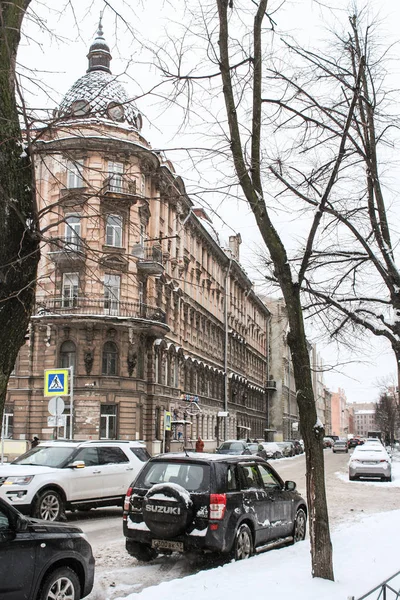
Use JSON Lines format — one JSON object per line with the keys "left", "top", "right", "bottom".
{"left": 33, "top": 489, "right": 65, "bottom": 521}
{"left": 126, "top": 540, "right": 158, "bottom": 562}
{"left": 39, "top": 566, "right": 80, "bottom": 600}
{"left": 384, "top": 476, "right": 392, "bottom": 482}
{"left": 349, "top": 475, "right": 357, "bottom": 481}
{"left": 234, "top": 523, "right": 253, "bottom": 560}
{"left": 293, "top": 508, "right": 307, "bottom": 542}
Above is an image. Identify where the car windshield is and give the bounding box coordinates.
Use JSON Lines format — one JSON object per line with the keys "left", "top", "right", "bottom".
{"left": 136, "top": 461, "right": 210, "bottom": 492}
{"left": 12, "top": 446, "right": 75, "bottom": 468}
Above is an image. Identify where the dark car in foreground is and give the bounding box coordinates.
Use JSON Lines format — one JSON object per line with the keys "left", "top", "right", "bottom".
{"left": 123, "top": 453, "right": 307, "bottom": 562}
{"left": 0, "top": 497, "right": 94, "bottom": 600}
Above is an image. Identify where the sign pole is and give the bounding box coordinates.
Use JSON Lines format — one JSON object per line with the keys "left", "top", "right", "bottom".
{"left": 69, "top": 365, "right": 74, "bottom": 440}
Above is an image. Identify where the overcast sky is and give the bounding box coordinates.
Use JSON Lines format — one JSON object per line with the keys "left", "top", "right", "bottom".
{"left": 18, "top": 0, "right": 400, "bottom": 404}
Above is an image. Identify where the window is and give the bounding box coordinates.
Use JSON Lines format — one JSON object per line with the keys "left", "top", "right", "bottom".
{"left": 105, "top": 215, "right": 122, "bottom": 247}
{"left": 99, "top": 446, "right": 128, "bottom": 464}
{"left": 140, "top": 174, "right": 146, "bottom": 195}
{"left": 100, "top": 404, "right": 117, "bottom": 438}
{"left": 65, "top": 215, "right": 81, "bottom": 250}
{"left": 104, "top": 274, "right": 120, "bottom": 315}
{"left": 258, "top": 464, "right": 281, "bottom": 489}
{"left": 59, "top": 340, "right": 76, "bottom": 369}
{"left": 62, "top": 273, "right": 79, "bottom": 308}
{"left": 74, "top": 447, "right": 100, "bottom": 467}
{"left": 2, "top": 407, "right": 13, "bottom": 439}
{"left": 108, "top": 161, "right": 124, "bottom": 192}
{"left": 240, "top": 464, "right": 263, "bottom": 490}
{"left": 67, "top": 160, "right": 84, "bottom": 188}
{"left": 102, "top": 342, "right": 118, "bottom": 376}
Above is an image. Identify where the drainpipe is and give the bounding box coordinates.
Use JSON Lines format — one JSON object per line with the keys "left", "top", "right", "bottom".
{"left": 224, "top": 259, "right": 232, "bottom": 441}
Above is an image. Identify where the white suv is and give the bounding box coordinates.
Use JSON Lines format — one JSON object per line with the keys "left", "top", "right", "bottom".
{"left": 0, "top": 440, "right": 150, "bottom": 521}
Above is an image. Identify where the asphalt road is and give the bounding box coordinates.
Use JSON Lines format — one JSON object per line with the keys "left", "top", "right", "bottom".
{"left": 73, "top": 449, "right": 398, "bottom": 599}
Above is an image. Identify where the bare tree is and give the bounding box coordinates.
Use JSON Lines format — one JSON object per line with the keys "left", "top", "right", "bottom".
{"left": 0, "top": 0, "right": 40, "bottom": 432}
{"left": 148, "top": 0, "right": 356, "bottom": 579}
{"left": 375, "top": 393, "right": 399, "bottom": 445}
{"left": 256, "top": 11, "right": 400, "bottom": 391}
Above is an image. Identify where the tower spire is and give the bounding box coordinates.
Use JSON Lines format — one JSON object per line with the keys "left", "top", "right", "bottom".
{"left": 87, "top": 16, "right": 112, "bottom": 74}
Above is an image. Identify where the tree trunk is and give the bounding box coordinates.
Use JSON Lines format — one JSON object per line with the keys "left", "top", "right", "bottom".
{"left": 0, "top": 0, "right": 40, "bottom": 432}
{"left": 286, "top": 289, "right": 333, "bottom": 580}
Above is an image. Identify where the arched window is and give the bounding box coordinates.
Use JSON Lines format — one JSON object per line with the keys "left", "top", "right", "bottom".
{"left": 59, "top": 340, "right": 76, "bottom": 369}
{"left": 102, "top": 341, "right": 118, "bottom": 376}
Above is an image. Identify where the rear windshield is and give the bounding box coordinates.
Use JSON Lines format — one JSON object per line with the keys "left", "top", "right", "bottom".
{"left": 130, "top": 447, "right": 151, "bottom": 462}
{"left": 219, "top": 442, "right": 243, "bottom": 451}
{"left": 136, "top": 461, "right": 210, "bottom": 492}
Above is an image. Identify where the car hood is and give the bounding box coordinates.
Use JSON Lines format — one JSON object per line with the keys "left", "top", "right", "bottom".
{"left": 0, "top": 464, "right": 59, "bottom": 476}
{"left": 26, "top": 517, "right": 84, "bottom": 534}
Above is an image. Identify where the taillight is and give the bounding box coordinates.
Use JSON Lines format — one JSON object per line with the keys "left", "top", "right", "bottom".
{"left": 210, "top": 493, "right": 226, "bottom": 520}
{"left": 124, "top": 487, "right": 133, "bottom": 511}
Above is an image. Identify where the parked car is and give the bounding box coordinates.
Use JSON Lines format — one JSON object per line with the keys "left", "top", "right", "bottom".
{"left": 323, "top": 437, "right": 334, "bottom": 448}
{"left": 332, "top": 439, "right": 348, "bottom": 453}
{"left": 259, "top": 442, "right": 283, "bottom": 460}
{"left": 0, "top": 496, "right": 94, "bottom": 599}
{"left": 289, "top": 440, "right": 304, "bottom": 455}
{"left": 123, "top": 453, "right": 307, "bottom": 561}
{"left": 276, "top": 441, "right": 296, "bottom": 457}
{"left": 246, "top": 443, "right": 270, "bottom": 460}
{"left": 0, "top": 439, "right": 150, "bottom": 521}
{"left": 349, "top": 445, "right": 392, "bottom": 481}
{"left": 215, "top": 440, "right": 252, "bottom": 455}
{"left": 348, "top": 438, "right": 364, "bottom": 449}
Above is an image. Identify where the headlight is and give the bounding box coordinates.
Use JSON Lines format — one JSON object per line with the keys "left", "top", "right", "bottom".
{"left": 4, "top": 475, "right": 34, "bottom": 486}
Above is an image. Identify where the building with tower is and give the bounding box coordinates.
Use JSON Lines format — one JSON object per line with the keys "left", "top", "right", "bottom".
{"left": 5, "top": 23, "right": 271, "bottom": 453}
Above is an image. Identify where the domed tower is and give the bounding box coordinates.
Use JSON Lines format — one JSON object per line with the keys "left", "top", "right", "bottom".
{"left": 57, "top": 20, "right": 142, "bottom": 130}
{"left": 20, "top": 22, "right": 175, "bottom": 445}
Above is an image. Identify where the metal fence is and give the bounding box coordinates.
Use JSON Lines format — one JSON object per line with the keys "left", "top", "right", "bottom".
{"left": 349, "top": 571, "right": 400, "bottom": 600}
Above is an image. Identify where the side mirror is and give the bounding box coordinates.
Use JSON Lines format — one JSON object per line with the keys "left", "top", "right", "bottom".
{"left": 68, "top": 460, "right": 85, "bottom": 469}
{"left": 284, "top": 480, "right": 296, "bottom": 491}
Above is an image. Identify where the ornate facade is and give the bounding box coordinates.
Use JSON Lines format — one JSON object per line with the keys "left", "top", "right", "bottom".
{"left": 6, "top": 25, "right": 270, "bottom": 453}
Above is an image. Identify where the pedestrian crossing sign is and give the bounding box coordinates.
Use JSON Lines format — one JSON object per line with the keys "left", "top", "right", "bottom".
{"left": 44, "top": 369, "right": 69, "bottom": 396}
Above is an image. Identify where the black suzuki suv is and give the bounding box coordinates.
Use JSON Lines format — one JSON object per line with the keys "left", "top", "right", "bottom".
{"left": 123, "top": 452, "right": 307, "bottom": 561}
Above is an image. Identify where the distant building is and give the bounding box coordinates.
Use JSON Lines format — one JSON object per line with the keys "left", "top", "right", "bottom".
{"left": 331, "top": 388, "right": 348, "bottom": 437}
{"left": 348, "top": 403, "right": 377, "bottom": 437}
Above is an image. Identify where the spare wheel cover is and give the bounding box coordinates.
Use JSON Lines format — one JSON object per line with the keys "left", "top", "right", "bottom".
{"left": 143, "top": 483, "right": 193, "bottom": 538}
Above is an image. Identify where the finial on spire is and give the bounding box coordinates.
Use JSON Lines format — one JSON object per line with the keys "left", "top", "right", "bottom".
{"left": 97, "top": 14, "right": 104, "bottom": 38}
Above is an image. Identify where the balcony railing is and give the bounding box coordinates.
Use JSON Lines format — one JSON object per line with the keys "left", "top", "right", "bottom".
{"left": 35, "top": 296, "right": 167, "bottom": 323}
{"left": 102, "top": 175, "right": 143, "bottom": 198}
{"left": 48, "top": 237, "right": 86, "bottom": 265}
{"left": 135, "top": 244, "right": 164, "bottom": 276}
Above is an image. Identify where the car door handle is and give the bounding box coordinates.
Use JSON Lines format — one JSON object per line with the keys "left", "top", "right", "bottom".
{"left": 93, "top": 469, "right": 102, "bottom": 474}
{"left": 126, "top": 467, "right": 134, "bottom": 471}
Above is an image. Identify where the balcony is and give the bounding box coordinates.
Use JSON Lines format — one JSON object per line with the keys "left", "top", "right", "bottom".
{"left": 48, "top": 237, "right": 86, "bottom": 266}
{"left": 34, "top": 296, "right": 167, "bottom": 324}
{"left": 265, "top": 380, "right": 277, "bottom": 391}
{"left": 134, "top": 244, "right": 164, "bottom": 276}
{"left": 101, "top": 175, "right": 143, "bottom": 204}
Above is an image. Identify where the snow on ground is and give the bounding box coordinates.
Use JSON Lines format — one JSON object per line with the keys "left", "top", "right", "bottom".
{"left": 103, "top": 451, "right": 400, "bottom": 600}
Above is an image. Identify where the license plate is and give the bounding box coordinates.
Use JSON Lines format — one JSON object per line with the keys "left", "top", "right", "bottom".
{"left": 363, "top": 461, "right": 377, "bottom": 465}
{"left": 152, "top": 539, "right": 184, "bottom": 552}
